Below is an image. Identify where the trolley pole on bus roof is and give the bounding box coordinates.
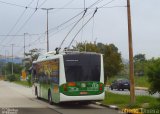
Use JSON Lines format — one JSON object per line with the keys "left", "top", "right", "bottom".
{"left": 127, "top": 0, "right": 135, "bottom": 103}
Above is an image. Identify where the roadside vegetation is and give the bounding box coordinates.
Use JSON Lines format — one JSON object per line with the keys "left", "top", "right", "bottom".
{"left": 14, "top": 80, "right": 32, "bottom": 87}
{"left": 102, "top": 92, "right": 160, "bottom": 114}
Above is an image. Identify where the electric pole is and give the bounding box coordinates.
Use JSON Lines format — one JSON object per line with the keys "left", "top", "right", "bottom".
{"left": 41, "top": 8, "right": 54, "bottom": 52}
{"left": 127, "top": 0, "right": 135, "bottom": 103}
{"left": 11, "top": 44, "right": 14, "bottom": 75}
{"left": 24, "top": 33, "right": 28, "bottom": 59}
{"left": 24, "top": 33, "right": 26, "bottom": 59}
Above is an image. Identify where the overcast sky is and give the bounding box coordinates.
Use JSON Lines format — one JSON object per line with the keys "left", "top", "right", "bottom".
{"left": 0, "top": 0, "right": 160, "bottom": 59}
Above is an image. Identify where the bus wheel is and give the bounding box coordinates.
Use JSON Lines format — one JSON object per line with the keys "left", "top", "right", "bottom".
{"left": 48, "top": 91, "right": 53, "bottom": 105}
{"left": 35, "top": 87, "right": 40, "bottom": 99}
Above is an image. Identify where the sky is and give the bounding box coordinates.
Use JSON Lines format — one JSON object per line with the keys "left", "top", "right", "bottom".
{"left": 0, "top": 0, "right": 160, "bottom": 59}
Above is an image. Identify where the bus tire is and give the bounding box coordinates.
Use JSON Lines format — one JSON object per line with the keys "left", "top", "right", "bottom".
{"left": 35, "top": 87, "right": 40, "bottom": 99}
{"left": 48, "top": 91, "right": 53, "bottom": 105}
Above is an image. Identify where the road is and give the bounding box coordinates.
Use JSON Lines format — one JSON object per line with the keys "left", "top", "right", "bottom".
{"left": 0, "top": 81, "right": 120, "bottom": 114}
{"left": 105, "top": 87, "right": 159, "bottom": 97}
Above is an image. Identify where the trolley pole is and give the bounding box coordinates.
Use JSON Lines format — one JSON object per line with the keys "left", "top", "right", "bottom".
{"left": 127, "top": 0, "right": 135, "bottom": 103}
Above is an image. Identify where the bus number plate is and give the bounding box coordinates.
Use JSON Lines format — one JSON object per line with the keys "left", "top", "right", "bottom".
{"left": 80, "top": 92, "right": 88, "bottom": 95}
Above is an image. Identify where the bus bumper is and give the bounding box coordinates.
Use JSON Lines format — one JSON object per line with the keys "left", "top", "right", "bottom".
{"left": 60, "top": 92, "right": 105, "bottom": 102}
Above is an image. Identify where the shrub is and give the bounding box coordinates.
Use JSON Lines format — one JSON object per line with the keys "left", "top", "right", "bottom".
{"left": 147, "top": 58, "right": 160, "bottom": 95}
{"left": 7, "top": 74, "right": 16, "bottom": 82}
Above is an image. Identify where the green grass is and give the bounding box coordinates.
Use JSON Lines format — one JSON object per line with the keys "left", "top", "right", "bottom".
{"left": 14, "top": 81, "right": 32, "bottom": 87}
{"left": 135, "top": 76, "right": 150, "bottom": 88}
{"left": 102, "top": 92, "right": 160, "bottom": 113}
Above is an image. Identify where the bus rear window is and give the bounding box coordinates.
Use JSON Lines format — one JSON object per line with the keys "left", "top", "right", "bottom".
{"left": 63, "top": 54, "right": 101, "bottom": 82}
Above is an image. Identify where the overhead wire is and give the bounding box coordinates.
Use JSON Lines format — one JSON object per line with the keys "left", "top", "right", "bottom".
{"left": 14, "top": 0, "right": 77, "bottom": 55}
{"left": 7, "top": 0, "right": 48, "bottom": 44}
{"left": 14, "top": 0, "right": 102, "bottom": 55}
{"left": 49, "top": 0, "right": 75, "bottom": 13}
{"left": 14, "top": 0, "right": 120, "bottom": 55}
{"left": 68, "top": 8, "right": 98, "bottom": 48}
{"left": 43, "top": 10, "right": 94, "bottom": 43}
{"left": 48, "top": 11, "right": 84, "bottom": 32}
{"left": 98, "top": 0, "right": 116, "bottom": 8}
{"left": 100, "top": 5, "right": 127, "bottom": 9}
{"left": 58, "top": 8, "right": 88, "bottom": 51}
{"left": 7, "top": 0, "right": 48, "bottom": 56}
{"left": 0, "top": 0, "right": 122, "bottom": 10}
{"left": 38, "top": 0, "right": 48, "bottom": 8}
{"left": 0, "top": 0, "right": 35, "bottom": 44}
{"left": 0, "top": 0, "right": 35, "bottom": 9}
{"left": 58, "top": 0, "right": 105, "bottom": 50}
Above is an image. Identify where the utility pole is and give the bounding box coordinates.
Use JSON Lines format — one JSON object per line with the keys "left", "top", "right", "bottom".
{"left": 11, "top": 44, "right": 14, "bottom": 75}
{"left": 127, "top": 0, "right": 135, "bottom": 103}
{"left": 24, "top": 33, "right": 26, "bottom": 59}
{"left": 5, "top": 50, "right": 7, "bottom": 78}
{"left": 24, "top": 33, "right": 28, "bottom": 59}
{"left": 41, "top": 8, "right": 54, "bottom": 52}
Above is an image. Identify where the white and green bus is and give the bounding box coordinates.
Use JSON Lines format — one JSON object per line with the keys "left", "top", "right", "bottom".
{"left": 32, "top": 51, "right": 104, "bottom": 104}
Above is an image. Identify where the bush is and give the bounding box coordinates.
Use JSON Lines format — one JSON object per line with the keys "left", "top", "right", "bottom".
{"left": 6, "top": 74, "right": 16, "bottom": 82}
{"left": 147, "top": 58, "right": 160, "bottom": 94}
{"left": 27, "top": 75, "right": 32, "bottom": 86}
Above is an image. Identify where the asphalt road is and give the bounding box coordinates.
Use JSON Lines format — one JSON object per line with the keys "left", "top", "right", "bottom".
{"left": 0, "top": 81, "right": 120, "bottom": 114}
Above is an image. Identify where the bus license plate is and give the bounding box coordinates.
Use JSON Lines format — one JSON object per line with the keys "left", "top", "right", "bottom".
{"left": 80, "top": 92, "right": 88, "bottom": 95}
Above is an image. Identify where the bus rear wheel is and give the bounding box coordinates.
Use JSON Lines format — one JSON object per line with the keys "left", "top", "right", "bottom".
{"left": 35, "top": 87, "right": 40, "bottom": 99}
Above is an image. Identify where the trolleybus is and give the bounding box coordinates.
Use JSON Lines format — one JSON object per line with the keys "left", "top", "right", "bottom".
{"left": 32, "top": 51, "right": 104, "bottom": 104}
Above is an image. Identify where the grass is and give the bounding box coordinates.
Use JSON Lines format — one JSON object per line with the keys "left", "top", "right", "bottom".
{"left": 107, "top": 75, "right": 150, "bottom": 88}
{"left": 14, "top": 81, "right": 32, "bottom": 87}
{"left": 102, "top": 92, "right": 160, "bottom": 113}
{"left": 135, "top": 76, "right": 150, "bottom": 88}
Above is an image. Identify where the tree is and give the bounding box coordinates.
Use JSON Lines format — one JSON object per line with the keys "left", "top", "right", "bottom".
{"left": 2, "top": 62, "right": 23, "bottom": 75}
{"left": 134, "top": 54, "right": 146, "bottom": 62}
{"left": 134, "top": 54, "right": 146, "bottom": 76}
{"left": 24, "top": 48, "right": 41, "bottom": 70}
{"left": 147, "top": 58, "right": 160, "bottom": 94}
{"left": 73, "top": 42, "right": 123, "bottom": 83}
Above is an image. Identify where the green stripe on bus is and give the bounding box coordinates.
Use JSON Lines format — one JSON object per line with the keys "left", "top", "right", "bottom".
{"left": 59, "top": 82, "right": 104, "bottom": 96}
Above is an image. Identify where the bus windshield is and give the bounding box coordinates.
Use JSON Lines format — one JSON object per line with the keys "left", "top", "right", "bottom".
{"left": 63, "top": 53, "right": 101, "bottom": 82}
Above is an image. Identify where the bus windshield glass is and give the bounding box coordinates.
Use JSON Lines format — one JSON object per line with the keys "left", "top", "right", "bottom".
{"left": 63, "top": 53, "right": 101, "bottom": 82}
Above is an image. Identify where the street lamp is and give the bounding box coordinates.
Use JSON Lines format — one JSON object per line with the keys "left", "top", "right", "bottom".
{"left": 41, "top": 8, "right": 54, "bottom": 52}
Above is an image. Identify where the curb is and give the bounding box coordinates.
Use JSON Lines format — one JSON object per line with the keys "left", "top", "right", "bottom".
{"left": 135, "top": 87, "right": 148, "bottom": 91}
{"left": 93, "top": 102, "right": 119, "bottom": 110}
{"left": 93, "top": 102, "right": 143, "bottom": 114}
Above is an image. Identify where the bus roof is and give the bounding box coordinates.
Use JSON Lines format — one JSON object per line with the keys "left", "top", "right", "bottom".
{"left": 33, "top": 51, "right": 102, "bottom": 63}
